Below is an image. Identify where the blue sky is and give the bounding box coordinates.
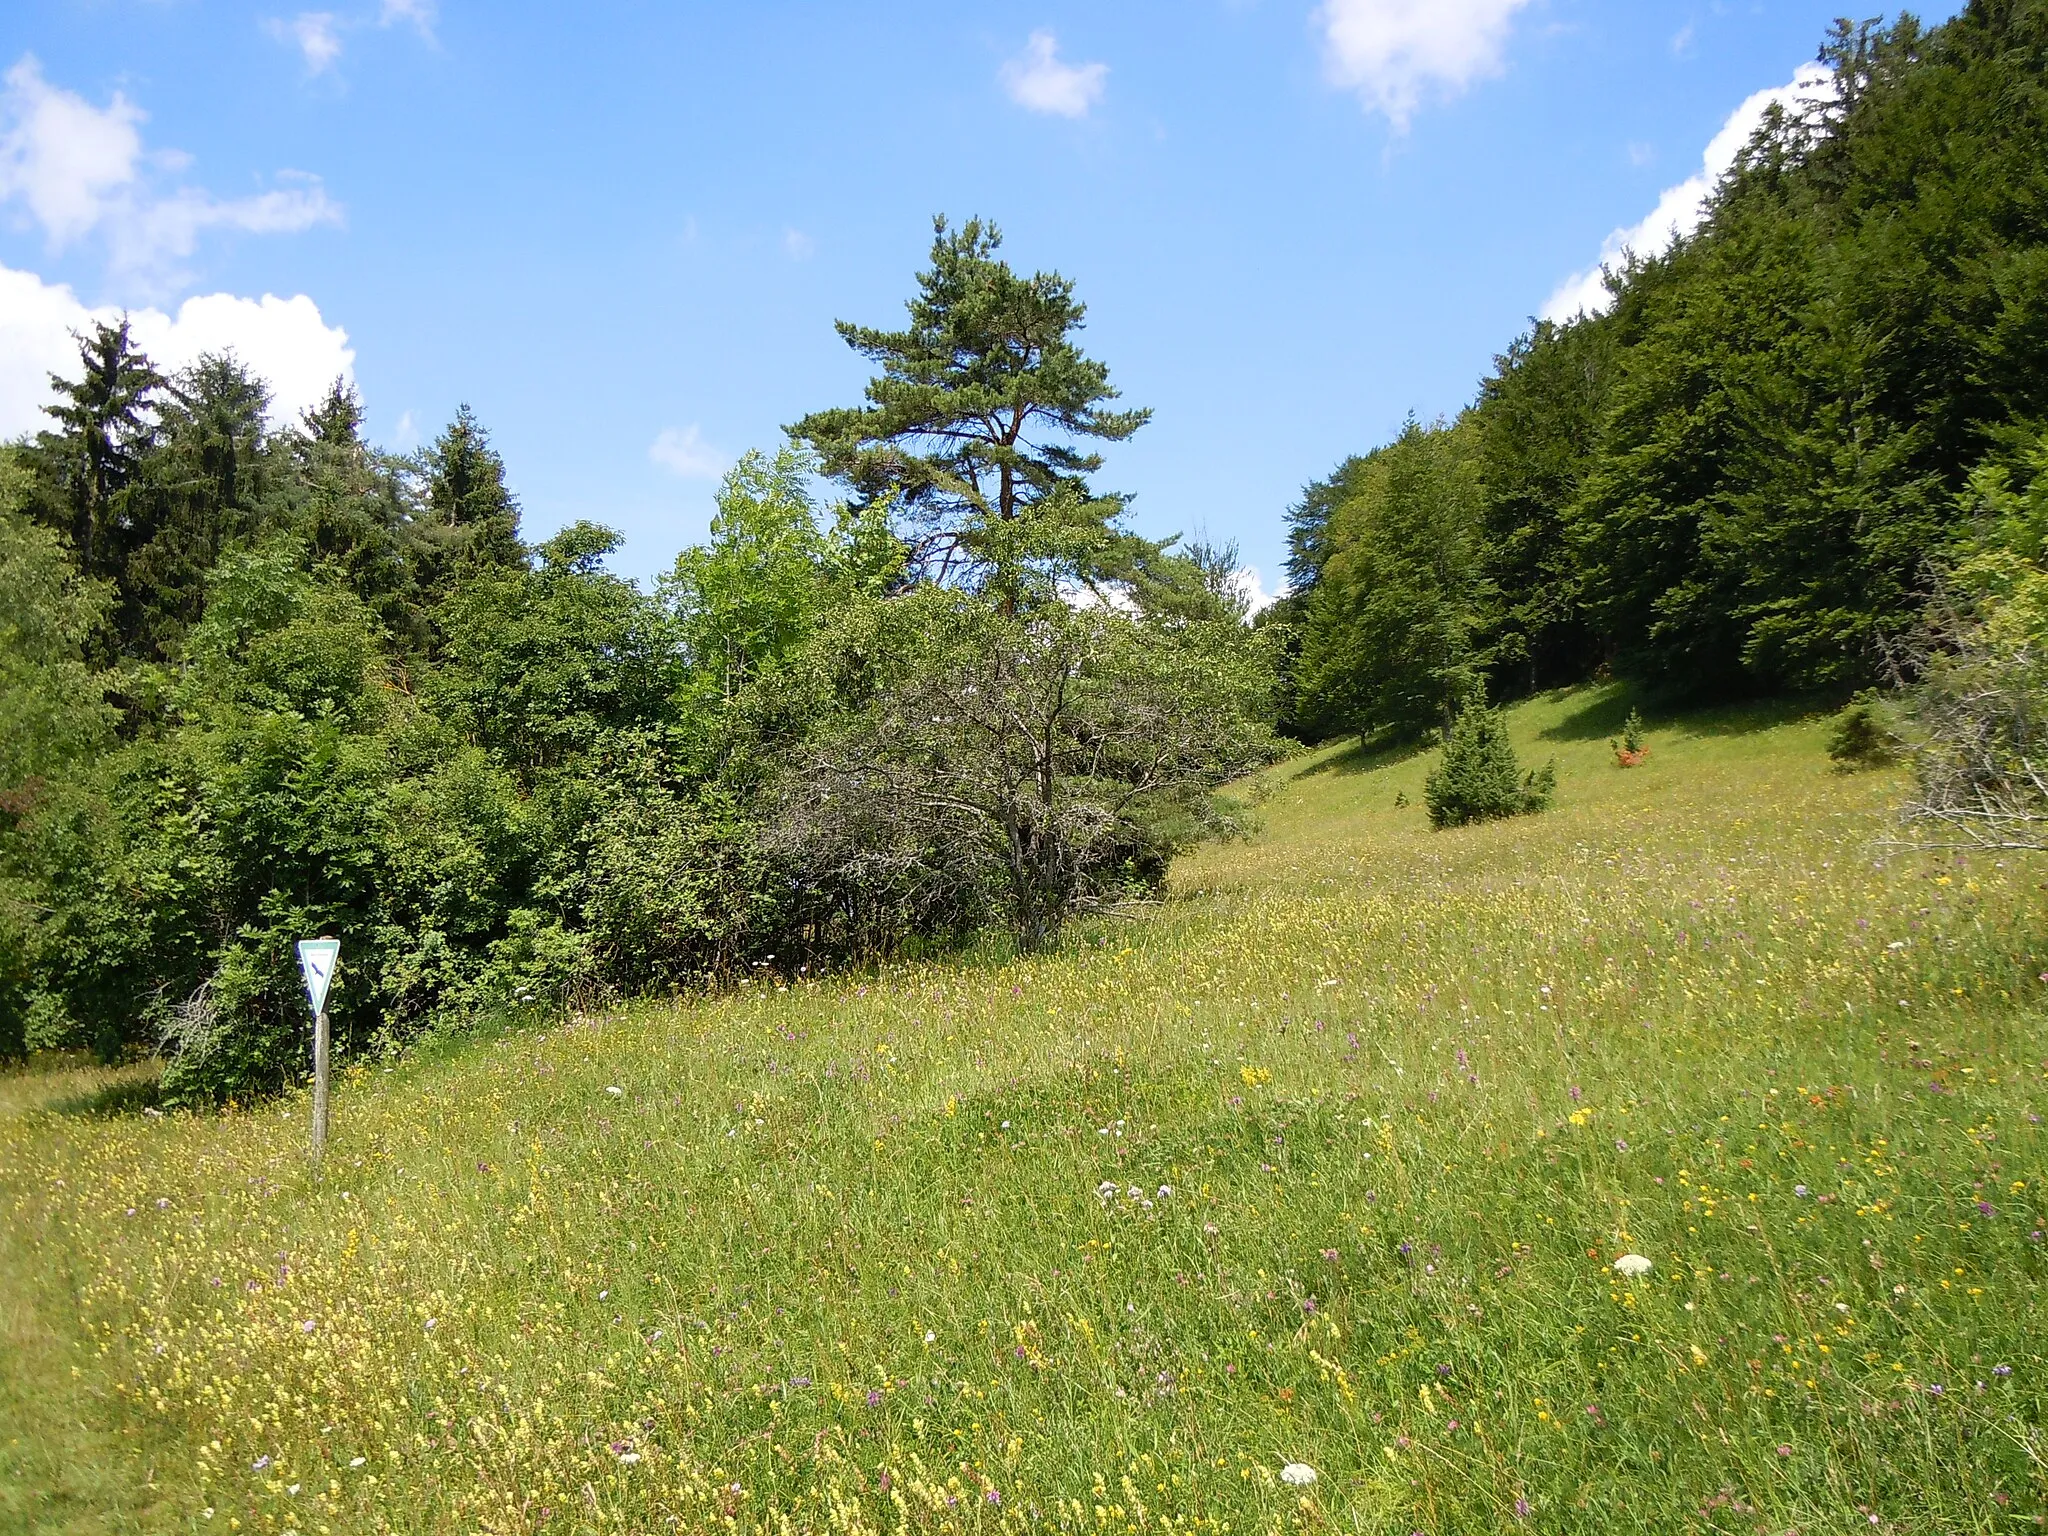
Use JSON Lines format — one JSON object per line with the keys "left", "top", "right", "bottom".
{"left": 0, "top": 1, "right": 1962, "bottom": 592}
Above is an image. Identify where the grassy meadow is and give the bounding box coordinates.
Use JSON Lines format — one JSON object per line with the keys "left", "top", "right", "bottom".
{"left": 3, "top": 685, "right": 2046, "bottom": 1535}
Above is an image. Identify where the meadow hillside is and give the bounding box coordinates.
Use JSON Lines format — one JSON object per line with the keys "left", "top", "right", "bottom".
{"left": 3, "top": 687, "right": 2045, "bottom": 1536}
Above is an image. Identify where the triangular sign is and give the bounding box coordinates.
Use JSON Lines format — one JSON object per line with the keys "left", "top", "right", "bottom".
{"left": 297, "top": 938, "right": 341, "bottom": 1016}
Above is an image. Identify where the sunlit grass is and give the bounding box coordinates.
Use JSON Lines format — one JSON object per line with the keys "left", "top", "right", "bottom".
{"left": 3, "top": 685, "right": 2044, "bottom": 1534}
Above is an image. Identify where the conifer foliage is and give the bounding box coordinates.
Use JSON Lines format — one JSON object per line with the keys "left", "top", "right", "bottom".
{"left": 1423, "top": 702, "right": 1556, "bottom": 829}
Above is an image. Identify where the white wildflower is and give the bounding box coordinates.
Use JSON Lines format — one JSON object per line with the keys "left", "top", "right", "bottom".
{"left": 1613, "top": 1254, "right": 1653, "bottom": 1278}
{"left": 1280, "top": 1462, "right": 1318, "bottom": 1486}
{"left": 606, "top": 1085, "right": 623, "bottom": 1096}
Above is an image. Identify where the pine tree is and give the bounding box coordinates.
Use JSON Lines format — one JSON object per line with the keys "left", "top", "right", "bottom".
{"left": 790, "top": 217, "right": 1151, "bottom": 608}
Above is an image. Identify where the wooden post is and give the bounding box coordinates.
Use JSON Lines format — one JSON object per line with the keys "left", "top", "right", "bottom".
{"left": 312, "top": 1008, "right": 330, "bottom": 1157}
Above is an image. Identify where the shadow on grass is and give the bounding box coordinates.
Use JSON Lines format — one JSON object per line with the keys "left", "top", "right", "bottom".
{"left": 1293, "top": 733, "right": 1433, "bottom": 779}
{"left": 1538, "top": 684, "right": 1831, "bottom": 744}
{"left": 47, "top": 1066, "right": 163, "bottom": 1119}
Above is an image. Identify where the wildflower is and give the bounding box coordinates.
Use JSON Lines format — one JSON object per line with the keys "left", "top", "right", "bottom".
{"left": 348, "top": 1458, "right": 365, "bottom": 1469}
{"left": 1514, "top": 1496, "right": 1531, "bottom": 1519}
{"left": 1776, "top": 1444, "right": 1792, "bottom": 1457}
{"left": 1096, "top": 1180, "right": 1117, "bottom": 1200}
{"left": 423, "top": 1318, "right": 437, "bottom": 1332}
{"left": 1613, "top": 1254, "right": 1653, "bottom": 1277}
{"left": 1279, "top": 1463, "right": 1317, "bottom": 1486}
{"left": 606, "top": 1085, "right": 623, "bottom": 1096}
{"left": 1794, "top": 1185, "right": 1809, "bottom": 1197}
{"left": 1927, "top": 1383, "right": 1944, "bottom": 1396}
{"left": 866, "top": 1389, "right": 883, "bottom": 1407}
{"left": 1158, "top": 1184, "right": 1173, "bottom": 1199}
{"left": 252, "top": 1456, "right": 271, "bottom": 1471}
{"left": 1978, "top": 1201, "right": 1995, "bottom": 1217}
{"left": 924, "top": 1330, "right": 936, "bottom": 1344}
{"left": 1321, "top": 1249, "right": 1340, "bottom": 1262}
{"left": 1995, "top": 1364, "right": 2013, "bottom": 1377}
{"left": 986, "top": 1488, "right": 1001, "bottom": 1505}
{"left": 299, "top": 1319, "right": 316, "bottom": 1334}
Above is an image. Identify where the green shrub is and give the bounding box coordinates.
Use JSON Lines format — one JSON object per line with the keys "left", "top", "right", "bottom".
{"left": 1424, "top": 702, "right": 1556, "bottom": 828}
{"left": 1828, "top": 691, "right": 1903, "bottom": 770}
{"left": 1611, "top": 706, "right": 1648, "bottom": 765}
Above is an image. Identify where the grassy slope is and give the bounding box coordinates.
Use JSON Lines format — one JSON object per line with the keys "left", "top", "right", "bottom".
{"left": 2, "top": 686, "right": 2045, "bottom": 1535}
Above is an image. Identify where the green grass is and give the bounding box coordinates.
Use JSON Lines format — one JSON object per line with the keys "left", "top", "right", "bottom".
{"left": 3, "top": 685, "right": 2046, "bottom": 1535}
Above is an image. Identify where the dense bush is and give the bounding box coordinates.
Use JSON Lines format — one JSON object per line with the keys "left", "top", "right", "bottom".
{"left": 0, "top": 230, "right": 1278, "bottom": 1097}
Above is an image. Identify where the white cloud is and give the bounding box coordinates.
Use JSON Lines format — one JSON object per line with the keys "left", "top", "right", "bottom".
{"left": 782, "top": 227, "right": 814, "bottom": 260}
{"left": 267, "top": 13, "right": 346, "bottom": 75}
{"left": 1230, "top": 565, "right": 1285, "bottom": 618}
{"left": 0, "top": 56, "right": 145, "bottom": 246}
{"left": 1000, "top": 31, "right": 1108, "bottom": 119}
{"left": 378, "top": 0, "right": 437, "bottom": 40}
{"left": 1317, "top": 0, "right": 1533, "bottom": 131}
{"left": 1542, "top": 62, "right": 1833, "bottom": 322}
{"left": 649, "top": 424, "right": 725, "bottom": 480}
{"left": 263, "top": 2, "right": 435, "bottom": 76}
{"left": 0, "top": 56, "right": 340, "bottom": 287}
{"left": 0, "top": 260, "right": 354, "bottom": 438}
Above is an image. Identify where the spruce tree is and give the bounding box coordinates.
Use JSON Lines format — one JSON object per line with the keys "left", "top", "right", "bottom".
{"left": 30, "top": 318, "right": 163, "bottom": 580}
{"left": 414, "top": 405, "right": 525, "bottom": 595}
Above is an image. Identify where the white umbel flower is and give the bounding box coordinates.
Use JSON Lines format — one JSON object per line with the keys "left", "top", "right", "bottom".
{"left": 1613, "top": 1254, "right": 1653, "bottom": 1278}
{"left": 1279, "top": 1463, "right": 1318, "bottom": 1486}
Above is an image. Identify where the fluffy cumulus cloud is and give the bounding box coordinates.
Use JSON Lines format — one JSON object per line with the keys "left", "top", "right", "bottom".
{"left": 0, "top": 262, "right": 354, "bottom": 438}
{"left": 0, "top": 56, "right": 350, "bottom": 437}
{"left": 1000, "top": 31, "right": 1108, "bottom": 119}
{"left": 1542, "top": 62, "right": 1834, "bottom": 321}
{"left": 1318, "top": 0, "right": 1533, "bottom": 130}
{"left": 649, "top": 424, "right": 726, "bottom": 480}
{"left": 0, "top": 55, "right": 339, "bottom": 285}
